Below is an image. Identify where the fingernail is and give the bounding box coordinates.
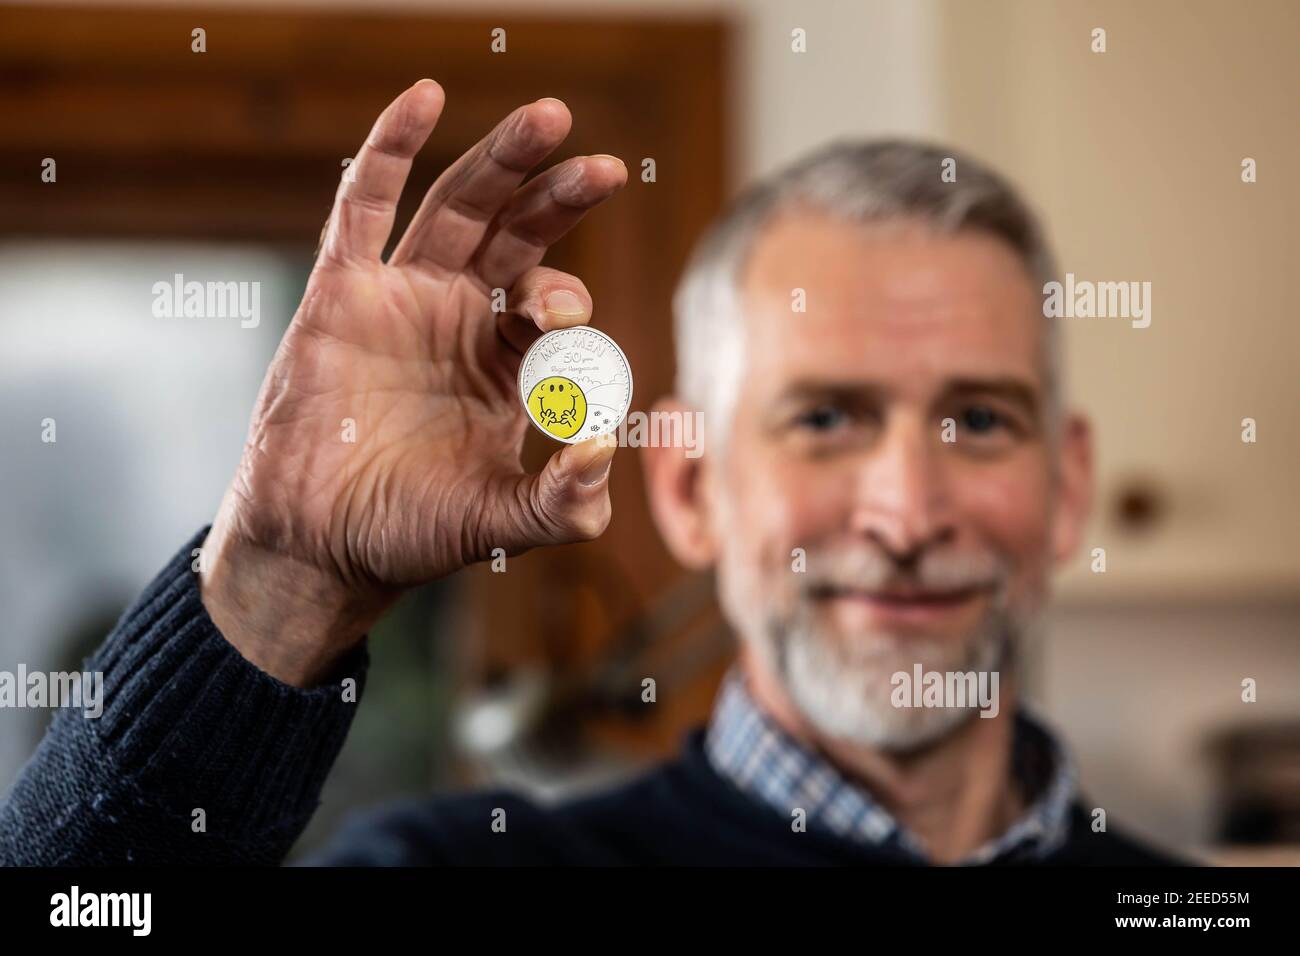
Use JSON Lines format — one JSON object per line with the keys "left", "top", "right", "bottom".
{"left": 591, "top": 153, "right": 626, "bottom": 168}
{"left": 577, "top": 441, "right": 616, "bottom": 486}
{"left": 545, "top": 290, "right": 586, "bottom": 317}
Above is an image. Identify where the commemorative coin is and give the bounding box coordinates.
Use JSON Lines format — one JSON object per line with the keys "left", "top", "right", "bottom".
{"left": 518, "top": 326, "right": 633, "bottom": 444}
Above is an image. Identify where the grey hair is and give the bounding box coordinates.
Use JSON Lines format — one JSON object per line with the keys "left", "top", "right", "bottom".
{"left": 672, "top": 140, "right": 1061, "bottom": 450}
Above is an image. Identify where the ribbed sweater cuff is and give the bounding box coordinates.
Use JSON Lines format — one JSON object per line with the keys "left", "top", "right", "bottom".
{"left": 85, "top": 527, "right": 369, "bottom": 841}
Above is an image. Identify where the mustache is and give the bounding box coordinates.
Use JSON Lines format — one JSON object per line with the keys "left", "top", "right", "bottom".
{"left": 801, "top": 545, "right": 1009, "bottom": 594}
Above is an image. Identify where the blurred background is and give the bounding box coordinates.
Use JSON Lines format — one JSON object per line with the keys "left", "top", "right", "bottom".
{"left": 0, "top": 0, "right": 1296, "bottom": 863}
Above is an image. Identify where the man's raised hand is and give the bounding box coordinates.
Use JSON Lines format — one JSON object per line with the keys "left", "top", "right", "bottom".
{"left": 199, "top": 80, "right": 627, "bottom": 686}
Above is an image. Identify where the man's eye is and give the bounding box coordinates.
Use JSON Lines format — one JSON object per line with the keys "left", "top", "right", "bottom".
{"left": 960, "top": 406, "right": 1004, "bottom": 434}
{"left": 795, "top": 405, "right": 847, "bottom": 432}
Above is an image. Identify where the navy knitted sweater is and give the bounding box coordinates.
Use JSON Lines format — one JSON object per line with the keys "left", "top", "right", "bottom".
{"left": 0, "top": 532, "right": 1183, "bottom": 866}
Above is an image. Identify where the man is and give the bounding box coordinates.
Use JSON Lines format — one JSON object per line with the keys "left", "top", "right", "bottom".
{"left": 0, "top": 81, "right": 1179, "bottom": 865}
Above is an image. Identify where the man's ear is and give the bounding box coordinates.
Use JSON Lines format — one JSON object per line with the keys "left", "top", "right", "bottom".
{"left": 1051, "top": 412, "right": 1094, "bottom": 565}
{"left": 640, "top": 396, "right": 718, "bottom": 570}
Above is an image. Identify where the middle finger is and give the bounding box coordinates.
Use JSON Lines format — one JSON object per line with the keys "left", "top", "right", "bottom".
{"left": 388, "top": 97, "right": 572, "bottom": 276}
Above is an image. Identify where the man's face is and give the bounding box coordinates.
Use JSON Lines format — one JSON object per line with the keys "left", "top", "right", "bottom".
{"left": 708, "top": 211, "right": 1069, "bottom": 749}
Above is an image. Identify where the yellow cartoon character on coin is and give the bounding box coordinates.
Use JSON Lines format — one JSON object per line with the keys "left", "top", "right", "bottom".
{"left": 527, "top": 375, "right": 587, "bottom": 440}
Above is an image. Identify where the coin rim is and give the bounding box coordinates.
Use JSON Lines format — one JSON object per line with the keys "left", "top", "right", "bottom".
{"left": 517, "top": 326, "right": 634, "bottom": 445}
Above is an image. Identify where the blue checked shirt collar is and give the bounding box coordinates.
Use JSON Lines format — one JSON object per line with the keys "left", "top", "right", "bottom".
{"left": 704, "top": 668, "right": 1078, "bottom": 864}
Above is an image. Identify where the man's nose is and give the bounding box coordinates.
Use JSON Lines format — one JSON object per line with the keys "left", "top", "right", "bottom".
{"left": 847, "top": 415, "right": 955, "bottom": 560}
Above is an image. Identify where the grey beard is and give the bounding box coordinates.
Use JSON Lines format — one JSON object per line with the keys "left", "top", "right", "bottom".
{"left": 751, "top": 596, "right": 1023, "bottom": 753}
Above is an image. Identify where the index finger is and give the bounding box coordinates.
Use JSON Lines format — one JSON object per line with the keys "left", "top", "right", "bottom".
{"left": 320, "top": 79, "right": 446, "bottom": 265}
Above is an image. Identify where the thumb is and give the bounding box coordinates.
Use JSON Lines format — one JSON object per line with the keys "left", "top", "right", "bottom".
{"left": 518, "top": 434, "right": 618, "bottom": 547}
